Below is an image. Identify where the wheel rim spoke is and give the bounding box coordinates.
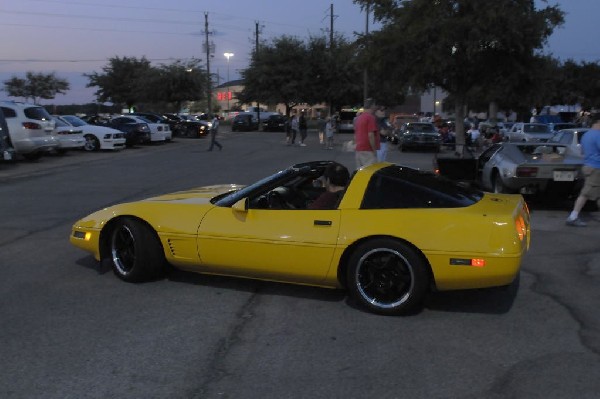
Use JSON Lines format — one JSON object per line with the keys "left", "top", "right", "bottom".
{"left": 112, "top": 225, "right": 136, "bottom": 274}
{"left": 356, "top": 249, "right": 414, "bottom": 308}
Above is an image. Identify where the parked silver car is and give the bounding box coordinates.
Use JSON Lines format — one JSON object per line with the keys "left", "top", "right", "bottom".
{"left": 435, "top": 142, "right": 584, "bottom": 196}
{"left": 506, "top": 122, "right": 553, "bottom": 143}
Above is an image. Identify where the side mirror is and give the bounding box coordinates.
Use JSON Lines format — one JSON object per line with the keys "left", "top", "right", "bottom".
{"left": 232, "top": 198, "right": 248, "bottom": 212}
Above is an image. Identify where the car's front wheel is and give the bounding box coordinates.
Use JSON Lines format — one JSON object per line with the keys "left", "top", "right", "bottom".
{"left": 346, "top": 238, "right": 430, "bottom": 315}
{"left": 84, "top": 135, "right": 100, "bottom": 151}
{"left": 108, "top": 217, "right": 166, "bottom": 282}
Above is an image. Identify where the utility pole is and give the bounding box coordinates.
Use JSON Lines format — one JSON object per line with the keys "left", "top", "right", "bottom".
{"left": 329, "top": 3, "right": 335, "bottom": 115}
{"left": 204, "top": 12, "right": 212, "bottom": 116}
{"left": 330, "top": 4, "right": 334, "bottom": 49}
{"left": 255, "top": 21, "right": 261, "bottom": 123}
{"left": 363, "top": 3, "right": 370, "bottom": 107}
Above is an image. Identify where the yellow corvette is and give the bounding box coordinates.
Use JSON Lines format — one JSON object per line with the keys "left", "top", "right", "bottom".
{"left": 70, "top": 161, "right": 530, "bottom": 315}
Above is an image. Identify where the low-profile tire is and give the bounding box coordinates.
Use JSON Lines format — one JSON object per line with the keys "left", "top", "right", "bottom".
{"left": 108, "top": 217, "right": 166, "bottom": 282}
{"left": 346, "top": 238, "right": 430, "bottom": 315}
{"left": 83, "top": 135, "right": 100, "bottom": 151}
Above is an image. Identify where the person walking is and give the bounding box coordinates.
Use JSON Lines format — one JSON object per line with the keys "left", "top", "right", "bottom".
{"left": 317, "top": 115, "right": 327, "bottom": 145}
{"left": 284, "top": 116, "right": 292, "bottom": 145}
{"left": 325, "top": 117, "right": 335, "bottom": 150}
{"left": 207, "top": 115, "right": 222, "bottom": 151}
{"left": 289, "top": 114, "right": 299, "bottom": 145}
{"left": 353, "top": 99, "right": 380, "bottom": 169}
{"left": 565, "top": 117, "right": 600, "bottom": 227}
{"left": 298, "top": 111, "right": 308, "bottom": 146}
{"left": 376, "top": 107, "right": 389, "bottom": 162}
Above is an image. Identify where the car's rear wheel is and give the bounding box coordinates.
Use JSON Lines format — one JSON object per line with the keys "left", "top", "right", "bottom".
{"left": 346, "top": 238, "right": 430, "bottom": 315}
{"left": 108, "top": 217, "right": 166, "bottom": 282}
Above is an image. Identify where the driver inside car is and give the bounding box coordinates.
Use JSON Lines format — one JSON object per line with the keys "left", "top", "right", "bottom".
{"left": 308, "top": 163, "right": 350, "bottom": 209}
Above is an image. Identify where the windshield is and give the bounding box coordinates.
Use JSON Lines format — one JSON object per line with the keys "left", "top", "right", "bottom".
{"left": 407, "top": 124, "right": 436, "bottom": 133}
{"left": 523, "top": 124, "right": 550, "bottom": 134}
{"left": 61, "top": 115, "right": 86, "bottom": 127}
{"left": 54, "top": 117, "right": 70, "bottom": 127}
{"left": 213, "top": 169, "right": 294, "bottom": 207}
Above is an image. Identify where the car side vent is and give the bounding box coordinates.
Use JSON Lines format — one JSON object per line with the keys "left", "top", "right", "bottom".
{"left": 167, "top": 239, "right": 177, "bottom": 257}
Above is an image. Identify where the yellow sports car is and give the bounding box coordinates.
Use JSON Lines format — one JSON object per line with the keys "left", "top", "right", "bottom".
{"left": 70, "top": 161, "right": 530, "bottom": 315}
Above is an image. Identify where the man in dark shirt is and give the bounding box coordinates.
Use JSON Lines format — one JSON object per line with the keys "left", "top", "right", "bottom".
{"left": 309, "top": 163, "right": 350, "bottom": 209}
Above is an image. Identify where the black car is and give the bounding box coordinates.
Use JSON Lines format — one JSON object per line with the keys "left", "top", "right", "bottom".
{"left": 106, "top": 117, "right": 151, "bottom": 146}
{"left": 0, "top": 108, "right": 16, "bottom": 161}
{"left": 262, "top": 114, "right": 288, "bottom": 132}
{"left": 232, "top": 113, "right": 259, "bottom": 132}
{"left": 395, "top": 122, "right": 442, "bottom": 152}
{"left": 166, "top": 114, "right": 210, "bottom": 138}
{"left": 131, "top": 112, "right": 181, "bottom": 136}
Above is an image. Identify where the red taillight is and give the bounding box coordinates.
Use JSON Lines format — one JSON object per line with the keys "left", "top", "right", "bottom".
{"left": 515, "top": 216, "right": 525, "bottom": 241}
{"left": 22, "top": 122, "right": 42, "bottom": 130}
{"left": 471, "top": 259, "right": 486, "bottom": 267}
{"left": 516, "top": 167, "right": 538, "bottom": 177}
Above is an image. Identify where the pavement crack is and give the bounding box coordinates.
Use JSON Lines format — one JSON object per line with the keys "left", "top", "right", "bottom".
{"left": 524, "top": 256, "right": 600, "bottom": 356}
{"left": 190, "top": 286, "right": 261, "bottom": 398}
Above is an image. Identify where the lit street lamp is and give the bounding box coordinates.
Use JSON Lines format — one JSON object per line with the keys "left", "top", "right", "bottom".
{"left": 224, "top": 52, "right": 234, "bottom": 112}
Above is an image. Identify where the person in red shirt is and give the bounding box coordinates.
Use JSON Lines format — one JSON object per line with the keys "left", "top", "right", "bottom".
{"left": 354, "top": 99, "right": 380, "bottom": 169}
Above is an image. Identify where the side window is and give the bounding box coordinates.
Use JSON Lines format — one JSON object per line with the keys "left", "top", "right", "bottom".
{"left": 1, "top": 107, "right": 16, "bottom": 118}
{"left": 361, "top": 167, "right": 482, "bottom": 209}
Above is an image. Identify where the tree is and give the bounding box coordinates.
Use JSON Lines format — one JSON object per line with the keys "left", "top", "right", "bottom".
{"left": 140, "top": 59, "right": 208, "bottom": 113}
{"left": 355, "top": 0, "right": 564, "bottom": 154}
{"left": 85, "top": 56, "right": 153, "bottom": 110}
{"left": 555, "top": 60, "right": 600, "bottom": 111}
{"left": 238, "top": 34, "right": 364, "bottom": 116}
{"left": 305, "top": 35, "right": 364, "bottom": 111}
{"left": 238, "top": 36, "right": 310, "bottom": 116}
{"left": 3, "top": 72, "right": 69, "bottom": 104}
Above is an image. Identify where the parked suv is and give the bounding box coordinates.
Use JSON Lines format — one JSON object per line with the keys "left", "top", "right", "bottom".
{"left": 0, "top": 101, "right": 58, "bottom": 160}
{"left": 0, "top": 107, "right": 16, "bottom": 161}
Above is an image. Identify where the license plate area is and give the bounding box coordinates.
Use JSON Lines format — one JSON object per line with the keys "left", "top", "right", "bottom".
{"left": 553, "top": 170, "right": 575, "bottom": 181}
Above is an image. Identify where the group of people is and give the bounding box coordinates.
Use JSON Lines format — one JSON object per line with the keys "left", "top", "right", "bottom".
{"left": 286, "top": 112, "right": 308, "bottom": 146}
{"left": 286, "top": 111, "right": 341, "bottom": 150}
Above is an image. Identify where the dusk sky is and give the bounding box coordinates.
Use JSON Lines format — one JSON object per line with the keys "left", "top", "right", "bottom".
{"left": 0, "top": 0, "right": 597, "bottom": 105}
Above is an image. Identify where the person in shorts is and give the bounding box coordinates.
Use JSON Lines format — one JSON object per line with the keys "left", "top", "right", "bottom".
{"left": 566, "top": 117, "right": 600, "bottom": 227}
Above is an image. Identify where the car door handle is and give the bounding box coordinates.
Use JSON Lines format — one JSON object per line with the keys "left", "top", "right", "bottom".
{"left": 314, "top": 220, "right": 332, "bottom": 226}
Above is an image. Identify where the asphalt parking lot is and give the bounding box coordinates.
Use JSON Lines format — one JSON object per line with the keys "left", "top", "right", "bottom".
{"left": 1, "top": 128, "right": 599, "bottom": 398}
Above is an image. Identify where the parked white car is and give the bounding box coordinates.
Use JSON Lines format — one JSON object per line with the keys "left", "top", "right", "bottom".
{"left": 113, "top": 115, "right": 169, "bottom": 142}
{"left": 506, "top": 122, "right": 553, "bottom": 143}
{"left": 52, "top": 116, "right": 85, "bottom": 153}
{"left": 0, "top": 101, "right": 58, "bottom": 160}
{"left": 57, "top": 115, "right": 126, "bottom": 151}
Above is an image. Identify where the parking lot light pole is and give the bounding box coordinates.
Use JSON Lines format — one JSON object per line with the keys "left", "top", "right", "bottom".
{"left": 224, "top": 52, "right": 234, "bottom": 112}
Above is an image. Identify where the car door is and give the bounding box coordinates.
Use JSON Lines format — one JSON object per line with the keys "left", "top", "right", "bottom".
{"left": 196, "top": 206, "right": 341, "bottom": 285}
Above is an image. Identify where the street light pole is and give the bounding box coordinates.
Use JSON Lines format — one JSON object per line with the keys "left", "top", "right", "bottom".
{"left": 224, "top": 52, "right": 234, "bottom": 112}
